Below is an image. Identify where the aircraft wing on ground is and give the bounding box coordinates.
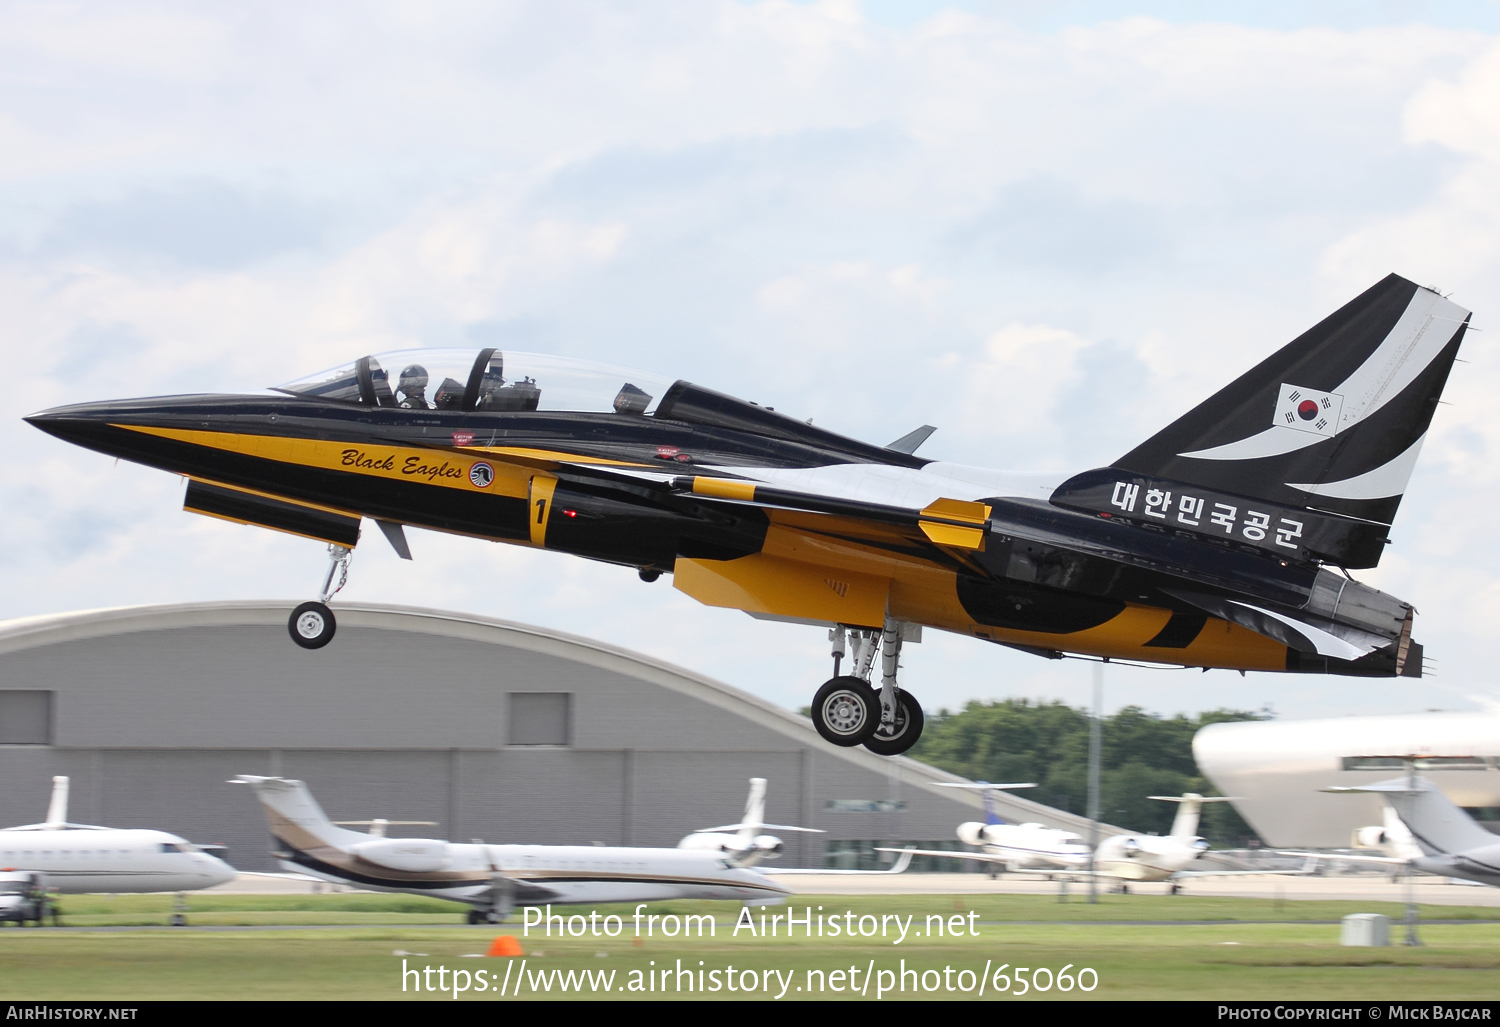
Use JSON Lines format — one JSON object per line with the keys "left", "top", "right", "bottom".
{"left": 234, "top": 870, "right": 328, "bottom": 883}
{"left": 875, "top": 848, "right": 1316, "bottom": 880}
{"left": 759, "top": 848, "right": 915, "bottom": 876}
{"left": 1168, "top": 866, "right": 1318, "bottom": 878}
{"left": 874, "top": 847, "right": 1011, "bottom": 865}
{"left": 1001, "top": 866, "right": 1317, "bottom": 881}
{"left": 1276, "top": 851, "right": 1408, "bottom": 867}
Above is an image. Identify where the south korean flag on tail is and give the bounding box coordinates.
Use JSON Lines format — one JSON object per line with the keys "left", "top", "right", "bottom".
{"left": 1274, "top": 383, "right": 1344, "bottom": 438}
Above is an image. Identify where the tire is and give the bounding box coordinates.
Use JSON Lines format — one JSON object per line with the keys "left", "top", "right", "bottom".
{"left": 289, "top": 602, "right": 337, "bottom": 650}
{"left": 811, "top": 676, "right": 880, "bottom": 747}
{"left": 466, "top": 909, "right": 483, "bottom": 925}
{"left": 863, "top": 688, "right": 925, "bottom": 756}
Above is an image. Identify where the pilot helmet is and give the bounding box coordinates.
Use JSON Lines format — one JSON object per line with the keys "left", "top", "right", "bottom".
{"left": 399, "top": 364, "right": 429, "bottom": 390}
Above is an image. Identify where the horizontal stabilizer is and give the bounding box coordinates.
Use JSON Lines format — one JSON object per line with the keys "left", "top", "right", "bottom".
{"left": 1148, "top": 795, "right": 1239, "bottom": 803}
{"left": 693, "top": 823, "right": 825, "bottom": 834}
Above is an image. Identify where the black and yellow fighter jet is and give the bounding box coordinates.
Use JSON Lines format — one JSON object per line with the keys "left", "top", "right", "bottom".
{"left": 26, "top": 275, "right": 1466, "bottom": 755}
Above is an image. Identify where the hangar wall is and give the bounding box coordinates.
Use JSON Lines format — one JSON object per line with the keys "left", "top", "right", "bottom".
{"left": 0, "top": 602, "right": 1106, "bottom": 873}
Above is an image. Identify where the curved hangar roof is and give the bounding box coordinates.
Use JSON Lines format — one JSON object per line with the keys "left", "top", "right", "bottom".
{"left": 1196, "top": 712, "right": 1500, "bottom": 848}
{"left": 0, "top": 601, "right": 1103, "bottom": 838}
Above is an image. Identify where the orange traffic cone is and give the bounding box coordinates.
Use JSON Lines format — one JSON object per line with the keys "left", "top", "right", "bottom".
{"left": 486, "top": 935, "right": 525, "bottom": 957}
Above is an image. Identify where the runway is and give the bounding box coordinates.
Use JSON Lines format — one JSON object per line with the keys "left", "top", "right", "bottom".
{"left": 205, "top": 871, "right": 1500, "bottom": 907}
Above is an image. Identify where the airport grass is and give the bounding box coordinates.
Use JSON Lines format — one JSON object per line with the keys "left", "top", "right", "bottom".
{"left": 1, "top": 895, "right": 1499, "bottom": 1000}
{"left": 39, "top": 889, "right": 1500, "bottom": 927}
{"left": 1, "top": 920, "right": 1499, "bottom": 1001}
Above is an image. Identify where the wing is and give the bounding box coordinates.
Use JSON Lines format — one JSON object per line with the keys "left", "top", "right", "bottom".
{"left": 874, "top": 847, "right": 1014, "bottom": 865}
{"left": 1276, "top": 850, "right": 1408, "bottom": 867}
{"left": 760, "top": 849, "right": 915, "bottom": 876}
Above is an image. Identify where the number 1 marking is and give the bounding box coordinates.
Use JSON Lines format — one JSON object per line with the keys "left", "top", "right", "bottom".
{"left": 535, "top": 498, "right": 547, "bottom": 524}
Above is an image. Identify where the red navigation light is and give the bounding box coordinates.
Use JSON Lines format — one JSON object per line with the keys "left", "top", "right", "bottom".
{"left": 562, "top": 509, "right": 577, "bottom": 518}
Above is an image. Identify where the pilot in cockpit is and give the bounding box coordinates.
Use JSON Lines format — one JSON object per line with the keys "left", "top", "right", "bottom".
{"left": 397, "top": 365, "right": 430, "bottom": 409}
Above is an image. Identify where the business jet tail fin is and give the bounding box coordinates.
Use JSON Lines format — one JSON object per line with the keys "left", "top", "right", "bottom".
{"left": 935, "top": 782, "right": 1036, "bottom": 825}
{"left": 44, "top": 777, "right": 69, "bottom": 828}
{"left": 231, "top": 775, "right": 367, "bottom": 849}
{"left": 1149, "top": 793, "right": 1238, "bottom": 839}
{"left": 741, "top": 778, "right": 767, "bottom": 842}
{"left": 1324, "top": 776, "right": 1494, "bottom": 856}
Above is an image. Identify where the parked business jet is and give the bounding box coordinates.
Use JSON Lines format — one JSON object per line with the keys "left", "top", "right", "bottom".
{"left": 1278, "top": 804, "right": 1422, "bottom": 881}
{"left": 887, "top": 791, "right": 1244, "bottom": 892}
{"left": 677, "top": 777, "right": 824, "bottom": 867}
{"left": 1323, "top": 774, "right": 1500, "bottom": 886}
{"left": 0, "top": 777, "right": 236, "bottom": 894}
{"left": 236, "top": 775, "right": 795, "bottom": 923}
{"left": 1088, "top": 794, "right": 1241, "bottom": 891}
{"left": 1350, "top": 806, "right": 1423, "bottom": 863}
{"left": 883, "top": 783, "right": 1091, "bottom": 872}
{"left": 236, "top": 774, "right": 912, "bottom": 922}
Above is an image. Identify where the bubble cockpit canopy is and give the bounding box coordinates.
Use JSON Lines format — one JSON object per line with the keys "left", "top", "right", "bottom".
{"left": 273, "top": 348, "right": 678, "bottom": 416}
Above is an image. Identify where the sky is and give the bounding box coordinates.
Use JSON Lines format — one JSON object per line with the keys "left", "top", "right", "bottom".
{"left": 6, "top": 0, "right": 1500, "bottom": 722}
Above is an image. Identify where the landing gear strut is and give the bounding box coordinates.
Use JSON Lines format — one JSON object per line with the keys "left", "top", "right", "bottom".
{"left": 810, "top": 621, "right": 924, "bottom": 755}
{"left": 288, "top": 544, "right": 350, "bottom": 650}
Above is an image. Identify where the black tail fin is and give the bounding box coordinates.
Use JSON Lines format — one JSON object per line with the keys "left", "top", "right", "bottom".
{"left": 1113, "top": 274, "right": 1468, "bottom": 527}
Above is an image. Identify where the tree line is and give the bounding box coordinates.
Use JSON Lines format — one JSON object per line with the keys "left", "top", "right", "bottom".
{"left": 907, "top": 699, "right": 1264, "bottom": 846}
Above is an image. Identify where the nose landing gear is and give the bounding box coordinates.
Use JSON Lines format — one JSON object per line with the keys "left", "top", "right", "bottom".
{"left": 809, "top": 621, "right": 925, "bottom": 755}
{"left": 287, "top": 544, "right": 351, "bottom": 650}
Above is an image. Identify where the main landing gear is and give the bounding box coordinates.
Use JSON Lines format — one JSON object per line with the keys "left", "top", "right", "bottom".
{"left": 466, "top": 874, "right": 515, "bottom": 924}
{"left": 288, "top": 544, "right": 351, "bottom": 650}
{"left": 810, "top": 620, "right": 925, "bottom": 756}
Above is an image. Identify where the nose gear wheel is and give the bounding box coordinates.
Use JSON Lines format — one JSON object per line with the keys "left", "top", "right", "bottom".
{"left": 288, "top": 601, "right": 336, "bottom": 649}
{"left": 288, "top": 543, "right": 352, "bottom": 650}
{"left": 811, "top": 676, "right": 879, "bottom": 747}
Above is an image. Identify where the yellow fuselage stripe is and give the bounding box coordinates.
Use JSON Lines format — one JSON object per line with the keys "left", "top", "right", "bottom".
{"left": 115, "top": 424, "right": 533, "bottom": 498}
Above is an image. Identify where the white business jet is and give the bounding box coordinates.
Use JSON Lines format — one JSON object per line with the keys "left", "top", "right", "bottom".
{"left": 0, "top": 777, "right": 236, "bottom": 895}
{"left": 1321, "top": 774, "right": 1500, "bottom": 887}
{"left": 1088, "top": 794, "right": 1240, "bottom": 891}
{"left": 1350, "top": 806, "right": 1423, "bottom": 864}
{"left": 677, "top": 777, "right": 824, "bottom": 867}
{"left": 235, "top": 774, "right": 912, "bottom": 923}
{"left": 886, "top": 783, "right": 1091, "bottom": 872}
{"left": 887, "top": 791, "right": 1242, "bottom": 892}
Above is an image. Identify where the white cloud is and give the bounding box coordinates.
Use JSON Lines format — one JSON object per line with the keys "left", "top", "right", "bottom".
{"left": 4, "top": 3, "right": 1499, "bottom": 720}
{"left": 950, "top": 321, "right": 1094, "bottom": 442}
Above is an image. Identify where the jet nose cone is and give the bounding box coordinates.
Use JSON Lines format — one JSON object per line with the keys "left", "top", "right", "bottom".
{"left": 24, "top": 405, "right": 74, "bottom": 431}
{"left": 208, "top": 859, "right": 237, "bottom": 887}
{"left": 23, "top": 401, "right": 119, "bottom": 444}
